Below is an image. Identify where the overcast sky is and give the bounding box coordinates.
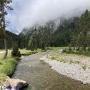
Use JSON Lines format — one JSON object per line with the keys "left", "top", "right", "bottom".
{"left": 6, "top": 0, "right": 90, "bottom": 34}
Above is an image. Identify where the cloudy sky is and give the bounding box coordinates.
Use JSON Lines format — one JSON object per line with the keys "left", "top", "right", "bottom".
{"left": 6, "top": 0, "right": 90, "bottom": 34}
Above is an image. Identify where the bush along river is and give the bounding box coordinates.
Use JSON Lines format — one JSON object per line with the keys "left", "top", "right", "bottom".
{"left": 13, "top": 53, "right": 90, "bottom": 90}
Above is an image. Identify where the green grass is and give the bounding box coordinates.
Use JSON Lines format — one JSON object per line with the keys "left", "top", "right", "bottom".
{"left": 20, "top": 49, "right": 38, "bottom": 56}
{"left": 0, "top": 50, "right": 18, "bottom": 84}
{"left": 47, "top": 47, "right": 67, "bottom": 63}
{"left": 0, "top": 50, "right": 11, "bottom": 59}
{"left": 0, "top": 74, "right": 7, "bottom": 85}
{"left": 64, "top": 49, "right": 90, "bottom": 57}
{"left": 47, "top": 47, "right": 90, "bottom": 64}
{"left": 48, "top": 47, "right": 66, "bottom": 51}
{"left": 0, "top": 58, "right": 17, "bottom": 76}
{"left": 0, "top": 49, "right": 39, "bottom": 84}
{"left": 0, "top": 58, "right": 17, "bottom": 84}
{"left": 50, "top": 47, "right": 90, "bottom": 57}
{"left": 20, "top": 48, "right": 46, "bottom": 56}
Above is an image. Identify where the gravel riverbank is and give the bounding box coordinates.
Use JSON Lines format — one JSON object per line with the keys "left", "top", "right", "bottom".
{"left": 40, "top": 55, "right": 90, "bottom": 85}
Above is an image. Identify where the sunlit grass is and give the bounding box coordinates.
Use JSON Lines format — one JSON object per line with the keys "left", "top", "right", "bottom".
{"left": 0, "top": 73, "right": 7, "bottom": 85}
{"left": 47, "top": 47, "right": 66, "bottom": 62}
{"left": 0, "top": 50, "right": 17, "bottom": 84}
{"left": 0, "top": 50, "right": 11, "bottom": 59}
{"left": 20, "top": 49, "right": 31, "bottom": 54}
{"left": 48, "top": 47, "right": 66, "bottom": 51}
{"left": 20, "top": 49, "right": 36, "bottom": 56}
{"left": 0, "top": 48, "right": 39, "bottom": 84}
{"left": 20, "top": 48, "right": 43, "bottom": 56}
{"left": 0, "top": 58, "right": 17, "bottom": 84}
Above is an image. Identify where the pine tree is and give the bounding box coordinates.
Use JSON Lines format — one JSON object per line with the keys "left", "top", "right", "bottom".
{"left": 0, "top": 0, "right": 12, "bottom": 59}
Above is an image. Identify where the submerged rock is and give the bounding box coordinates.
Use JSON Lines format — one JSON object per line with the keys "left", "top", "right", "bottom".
{"left": 3, "top": 77, "right": 28, "bottom": 90}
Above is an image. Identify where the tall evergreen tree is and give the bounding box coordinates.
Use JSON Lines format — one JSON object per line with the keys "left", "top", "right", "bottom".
{"left": 0, "top": 0, "right": 12, "bottom": 59}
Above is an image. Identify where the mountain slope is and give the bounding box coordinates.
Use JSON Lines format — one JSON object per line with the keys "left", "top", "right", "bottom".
{"left": 0, "top": 31, "right": 18, "bottom": 49}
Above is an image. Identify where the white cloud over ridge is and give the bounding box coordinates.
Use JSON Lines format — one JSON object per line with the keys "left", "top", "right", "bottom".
{"left": 7, "top": 0, "right": 90, "bottom": 33}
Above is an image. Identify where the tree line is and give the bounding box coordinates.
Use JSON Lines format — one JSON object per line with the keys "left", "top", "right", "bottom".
{"left": 19, "top": 10, "right": 90, "bottom": 50}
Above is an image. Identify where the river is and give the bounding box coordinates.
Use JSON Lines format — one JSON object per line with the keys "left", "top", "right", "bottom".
{"left": 13, "top": 53, "right": 90, "bottom": 90}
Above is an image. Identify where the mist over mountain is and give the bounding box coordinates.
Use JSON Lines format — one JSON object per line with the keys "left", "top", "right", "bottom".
{"left": 7, "top": 0, "right": 90, "bottom": 33}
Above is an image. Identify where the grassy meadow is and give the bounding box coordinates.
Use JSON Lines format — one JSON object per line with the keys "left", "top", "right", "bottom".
{"left": 0, "top": 49, "right": 34, "bottom": 85}
{"left": 0, "top": 50, "right": 17, "bottom": 84}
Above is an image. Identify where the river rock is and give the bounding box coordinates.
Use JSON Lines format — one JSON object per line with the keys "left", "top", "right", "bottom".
{"left": 3, "top": 77, "right": 28, "bottom": 90}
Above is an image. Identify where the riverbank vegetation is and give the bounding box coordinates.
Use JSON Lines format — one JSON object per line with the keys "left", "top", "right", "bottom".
{"left": 62, "top": 47, "right": 90, "bottom": 57}
{"left": 0, "top": 50, "right": 17, "bottom": 84}
{"left": 0, "top": 49, "right": 36, "bottom": 84}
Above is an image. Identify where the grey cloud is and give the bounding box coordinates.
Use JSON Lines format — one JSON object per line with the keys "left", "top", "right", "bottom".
{"left": 7, "top": 0, "right": 90, "bottom": 33}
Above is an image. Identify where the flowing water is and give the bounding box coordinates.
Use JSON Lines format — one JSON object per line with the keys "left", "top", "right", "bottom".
{"left": 13, "top": 53, "right": 90, "bottom": 90}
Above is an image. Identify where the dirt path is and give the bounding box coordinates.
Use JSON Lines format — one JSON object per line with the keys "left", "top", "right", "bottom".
{"left": 13, "top": 53, "right": 90, "bottom": 90}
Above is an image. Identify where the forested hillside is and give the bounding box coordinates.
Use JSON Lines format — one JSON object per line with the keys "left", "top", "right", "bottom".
{"left": 0, "top": 10, "right": 90, "bottom": 50}
{"left": 19, "top": 10, "right": 90, "bottom": 50}
{"left": 0, "top": 31, "right": 18, "bottom": 49}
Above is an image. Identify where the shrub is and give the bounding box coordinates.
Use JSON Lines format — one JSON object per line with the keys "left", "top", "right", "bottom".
{"left": 11, "top": 46, "right": 21, "bottom": 57}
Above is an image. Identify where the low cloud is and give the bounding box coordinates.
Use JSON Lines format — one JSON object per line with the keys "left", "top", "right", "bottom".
{"left": 7, "top": 0, "right": 90, "bottom": 33}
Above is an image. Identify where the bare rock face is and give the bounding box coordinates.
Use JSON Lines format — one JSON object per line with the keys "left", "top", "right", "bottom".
{"left": 3, "top": 77, "right": 28, "bottom": 90}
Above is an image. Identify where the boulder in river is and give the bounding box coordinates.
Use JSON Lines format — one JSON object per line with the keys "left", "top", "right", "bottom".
{"left": 3, "top": 77, "right": 28, "bottom": 90}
